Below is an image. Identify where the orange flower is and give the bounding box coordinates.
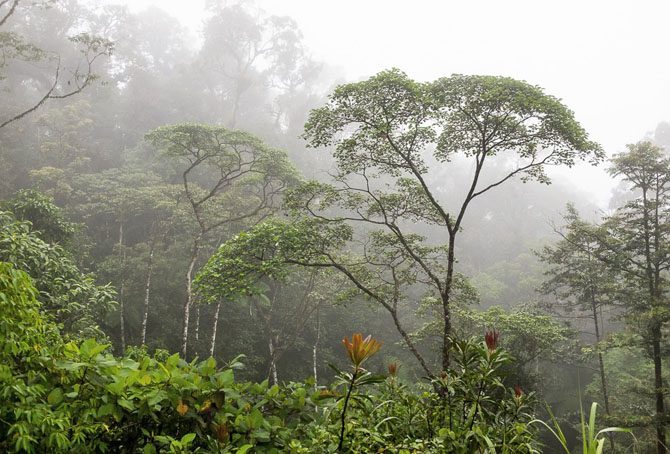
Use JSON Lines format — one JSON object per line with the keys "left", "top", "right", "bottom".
{"left": 342, "top": 333, "right": 382, "bottom": 368}
{"left": 176, "top": 400, "right": 188, "bottom": 416}
{"left": 514, "top": 384, "right": 523, "bottom": 400}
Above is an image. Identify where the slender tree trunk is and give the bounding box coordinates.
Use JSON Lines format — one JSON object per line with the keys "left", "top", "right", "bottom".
{"left": 390, "top": 309, "right": 433, "bottom": 378}
{"left": 268, "top": 335, "right": 278, "bottom": 385}
{"left": 230, "top": 85, "right": 241, "bottom": 129}
{"left": 591, "top": 302, "right": 610, "bottom": 414}
{"left": 209, "top": 302, "right": 221, "bottom": 357}
{"left": 118, "top": 222, "right": 126, "bottom": 353}
{"left": 182, "top": 238, "right": 199, "bottom": 357}
{"left": 140, "top": 243, "right": 154, "bottom": 346}
{"left": 119, "top": 283, "right": 126, "bottom": 352}
{"left": 194, "top": 306, "right": 200, "bottom": 342}
{"left": 592, "top": 301, "right": 616, "bottom": 453}
{"left": 313, "top": 307, "right": 320, "bottom": 389}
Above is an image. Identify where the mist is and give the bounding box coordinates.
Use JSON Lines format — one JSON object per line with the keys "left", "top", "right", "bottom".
{"left": 0, "top": 0, "right": 668, "bottom": 451}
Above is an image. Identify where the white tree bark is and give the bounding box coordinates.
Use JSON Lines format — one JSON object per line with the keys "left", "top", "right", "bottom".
{"left": 209, "top": 302, "right": 221, "bottom": 357}
{"left": 140, "top": 244, "right": 154, "bottom": 346}
{"left": 269, "top": 336, "right": 278, "bottom": 385}
{"left": 181, "top": 239, "right": 199, "bottom": 357}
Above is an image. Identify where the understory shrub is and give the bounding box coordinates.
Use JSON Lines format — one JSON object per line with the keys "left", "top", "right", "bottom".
{"left": 0, "top": 261, "right": 592, "bottom": 453}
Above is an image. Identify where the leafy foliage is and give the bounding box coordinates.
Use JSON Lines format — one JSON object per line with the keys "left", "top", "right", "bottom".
{"left": 0, "top": 261, "right": 556, "bottom": 452}
{"left": 1, "top": 189, "right": 77, "bottom": 244}
{"left": 296, "top": 68, "right": 603, "bottom": 372}
{"left": 0, "top": 210, "right": 115, "bottom": 338}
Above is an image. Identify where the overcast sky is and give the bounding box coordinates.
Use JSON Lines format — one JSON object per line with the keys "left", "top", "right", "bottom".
{"left": 93, "top": 0, "right": 670, "bottom": 206}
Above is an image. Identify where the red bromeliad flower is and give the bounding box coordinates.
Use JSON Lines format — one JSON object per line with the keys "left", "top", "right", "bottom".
{"left": 387, "top": 362, "right": 399, "bottom": 377}
{"left": 485, "top": 329, "right": 500, "bottom": 352}
{"left": 342, "top": 333, "right": 382, "bottom": 369}
{"left": 514, "top": 384, "right": 523, "bottom": 399}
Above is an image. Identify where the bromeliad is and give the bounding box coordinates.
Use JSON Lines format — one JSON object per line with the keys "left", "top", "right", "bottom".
{"left": 342, "top": 333, "right": 382, "bottom": 370}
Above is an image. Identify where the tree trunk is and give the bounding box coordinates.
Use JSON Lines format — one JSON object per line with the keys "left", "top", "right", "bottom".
{"left": 118, "top": 221, "right": 126, "bottom": 353}
{"left": 313, "top": 308, "right": 320, "bottom": 389}
{"left": 140, "top": 243, "right": 154, "bottom": 346}
{"left": 209, "top": 302, "right": 221, "bottom": 357}
{"left": 181, "top": 238, "right": 199, "bottom": 357}
{"left": 390, "top": 309, "right": 433, "bottom": 378}
{"left": 230, "top": 84, "right": 241, "bottom": 129}
{"left": 194, "top": 306, "right": 200, "bottom": 342}
{"left": 119, "top": 282, "right": 126, "bottom": 353}
{"left": 591, "top": 302, "right": 610, "bottom": 414}
{"left": 268, "top": 335, "right": 278, "bottom": 385}
{"left": 441, "top": 233, "right": 456, "bottom": 370}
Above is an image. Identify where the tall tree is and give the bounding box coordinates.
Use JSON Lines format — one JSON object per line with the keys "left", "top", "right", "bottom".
{"left": 606, "top": 142, "right": 670, "bottom": 453}
{"left": 537, "top": 204, "right": 619, "bottom": 414}
{"left": 146, "top": 124, "right": 298, "bottom": 357}
{"left": 199, "top": 2, "right": 309, "bottom": 130}
{"left": 560, "top": 142, "right": 670, "bottom": 453}
{"left": 289, "top": 69, "right": 602, "bottom": 373}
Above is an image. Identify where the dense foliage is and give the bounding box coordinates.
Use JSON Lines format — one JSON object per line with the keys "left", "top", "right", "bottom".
{"left": 1, "top": 262, "right": 545, "bottom": 453}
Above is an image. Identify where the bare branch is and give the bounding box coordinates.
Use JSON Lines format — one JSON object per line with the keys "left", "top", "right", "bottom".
{"left": 0, "top": 0, "right": 19, "bottom": 28}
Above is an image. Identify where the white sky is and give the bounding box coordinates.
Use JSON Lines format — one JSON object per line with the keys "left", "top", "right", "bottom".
{"left": 94, "top": 0, "right": 670, "bottom": 206}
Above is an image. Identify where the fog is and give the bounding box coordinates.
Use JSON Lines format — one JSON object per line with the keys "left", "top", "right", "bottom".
{"left": 94, "top": 0, "right": 670, "bottom": 206}
{"left": 2, "top": 1, "right": 669, "bottom": 451}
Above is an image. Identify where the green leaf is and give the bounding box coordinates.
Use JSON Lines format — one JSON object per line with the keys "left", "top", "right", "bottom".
{"left": 147, "top": 390, "right": 168, "bottom": 408}
{"left": 98, "top": 403, "right": 116, "bottom": 417}
{"left": 180, "top": 433, "right": 196, "bottom": 445}
{"left": 117, "top": 398, "right": 135, "bottom": 411}
{"left": 217, "top": 369, "right": 234, "bottom": 387}
{"left": 47, "top": 388, "right": 63, "bottom": 406}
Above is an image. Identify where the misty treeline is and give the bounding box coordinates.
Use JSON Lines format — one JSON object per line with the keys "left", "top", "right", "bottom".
{"left": 1, "top": 0, "right": 669, "bottom": 452}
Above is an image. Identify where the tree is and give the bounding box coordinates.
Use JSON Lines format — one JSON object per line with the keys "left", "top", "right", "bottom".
{"left": 199, "top": 1, "right": 313, "bottom": 130}
{"left": 537, "top": 204, "right": 620, "bottom": 415}
{"left": 146, "top": 124, "right": 298, "bottom": 357}
{"left": 288, "top": 69, "right": 602, "bottom": 373}
{"left": 196, "top": 218, "right": 350, "bottom": 384}
{"left": 556, "top": 142, "right": 670, "bottom": 453}
{"left": 604, "top": 142, "right": 670, "bottom": 453}
{"left": 60, "top": 167, "right": 174, "bottom": 351}
{"left": 0, "top": 0, "right": 112, "bottom": 129}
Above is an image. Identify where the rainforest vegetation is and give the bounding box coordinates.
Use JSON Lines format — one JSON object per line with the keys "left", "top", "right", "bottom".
{"left": 1, "top": 0, "right": 668, "bottom": 452}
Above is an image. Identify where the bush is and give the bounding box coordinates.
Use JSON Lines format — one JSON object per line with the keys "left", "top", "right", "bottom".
{"left": 1, "top": 262, "right": 545, "bottom": 453}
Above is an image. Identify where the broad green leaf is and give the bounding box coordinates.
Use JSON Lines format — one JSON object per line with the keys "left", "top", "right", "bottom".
{"left": 47, "top": 388, "right": 63, "bottom": 406}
